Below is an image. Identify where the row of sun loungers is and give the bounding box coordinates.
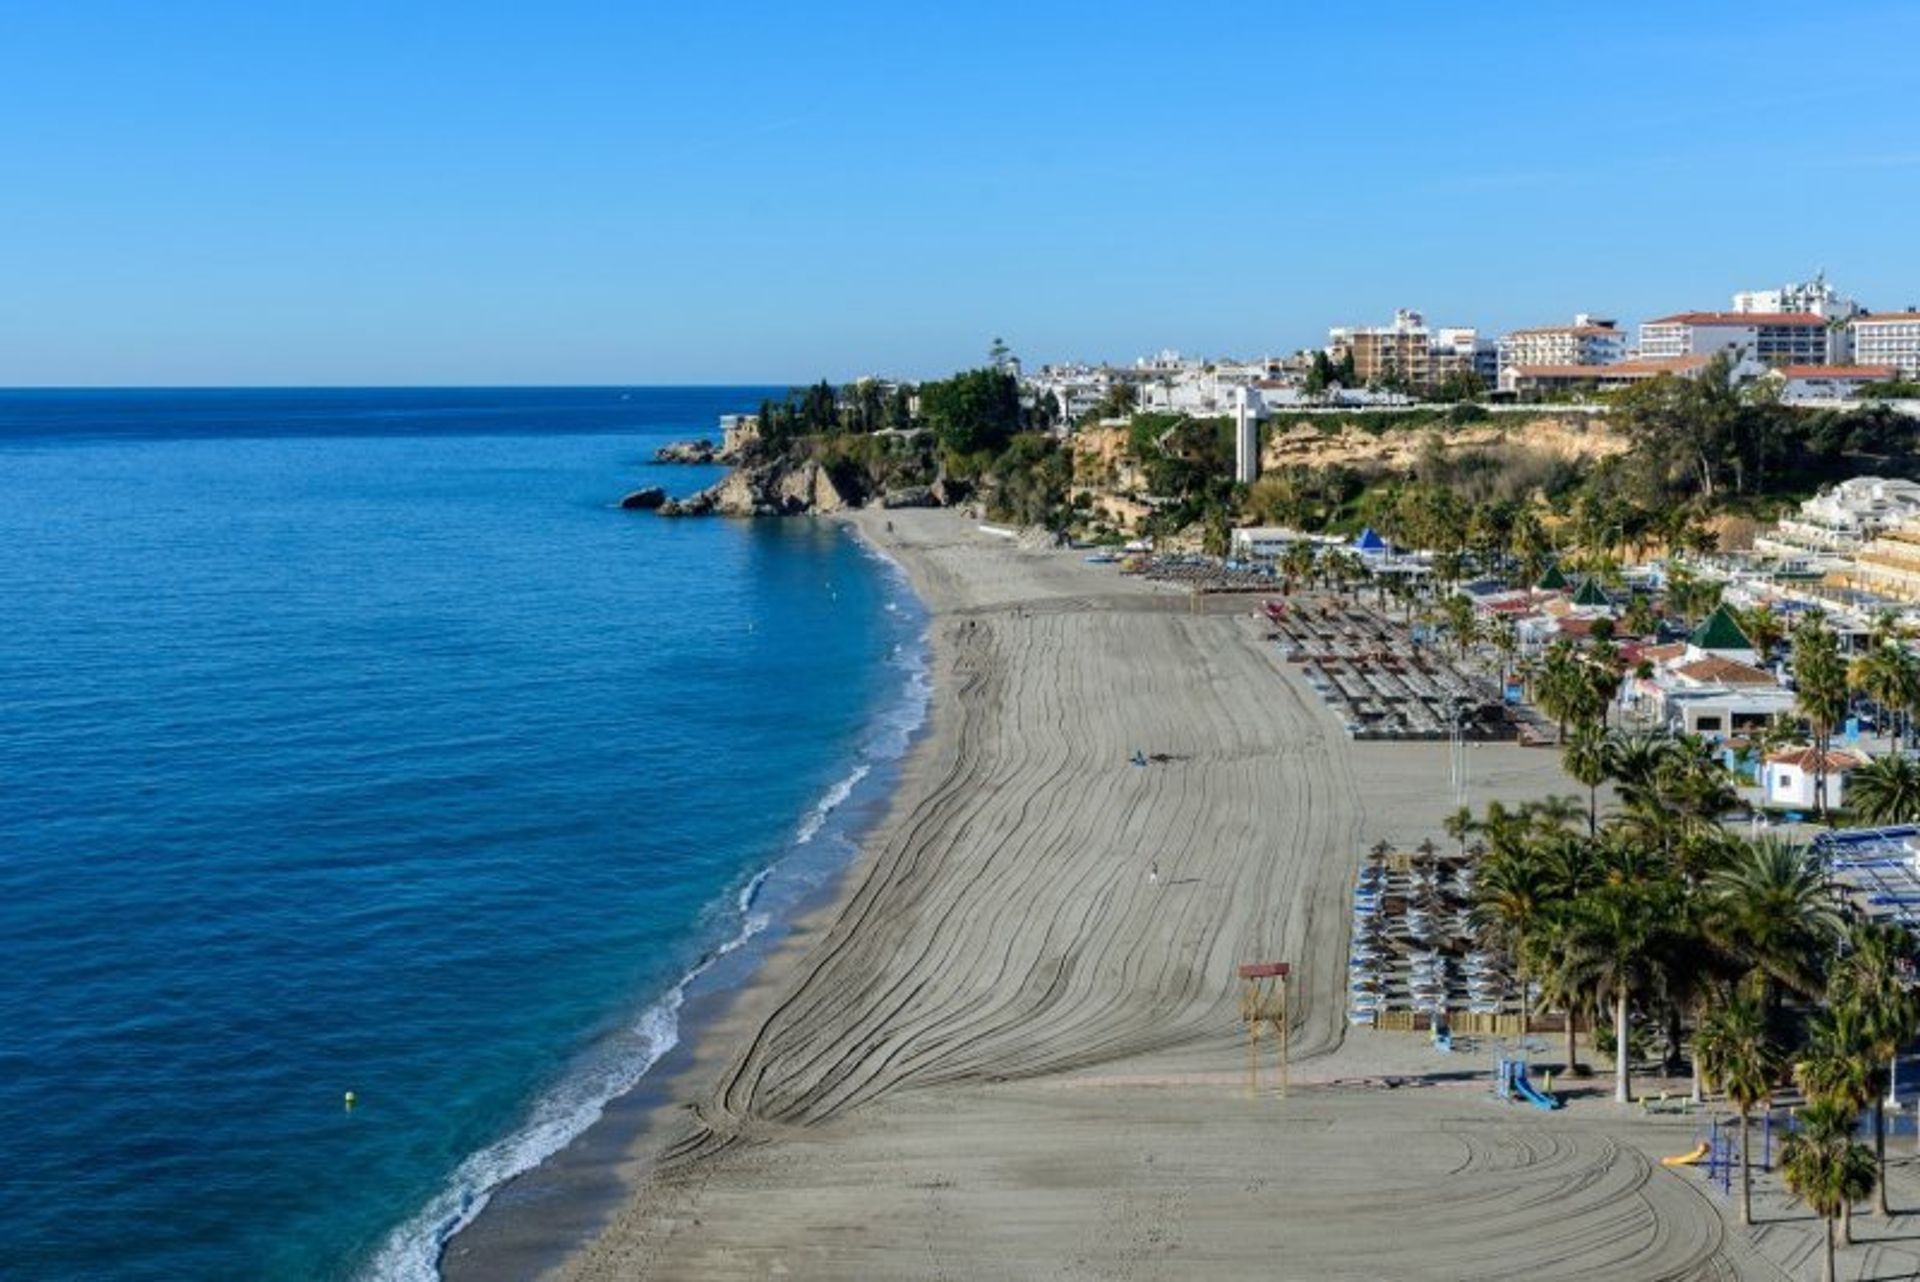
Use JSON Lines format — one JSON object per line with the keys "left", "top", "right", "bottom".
{"left": 1348, "top": 849, "right": 1519, "bottom": 1026}
{"left": 1270, "top": 597, "right": 1510, "bottom": 742}
{"left": 1139, "top": 559, "right": 1276, "bottom": 592}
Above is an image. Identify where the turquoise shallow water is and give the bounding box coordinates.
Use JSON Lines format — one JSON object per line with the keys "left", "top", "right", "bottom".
{"left": 0, "top": 389, "right": 927, "bottom": 1280}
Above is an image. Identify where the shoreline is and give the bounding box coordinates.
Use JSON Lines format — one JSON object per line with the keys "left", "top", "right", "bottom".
{"left": 438, "top": 511, "right": 937, "bottom": 1280}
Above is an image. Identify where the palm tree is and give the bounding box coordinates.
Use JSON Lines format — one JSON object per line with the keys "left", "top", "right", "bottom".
{"left": 1781, "top": 1098, "right": 1878, "bottom": 1282}
{"left": 1829, "top": 921, "right": 1920, "bottom": 1216}
{"left": 1696, "top": 991, "right": 1778, "bottom": 1225}
{"left": 1847, "top": 753, "right": 1920, "bottom": 826}
{"left": 1851, "top": 643, "right": 1920, "bottom": 748}
{"left": 1797, "top": 1004, "right": 1877, "bottom": 1246}
{"left": 1280, "top": 539, "right": 1316, "bottom": 593}
{"left": 1525, "top": 911, "right": 1590, "bottom": 1075}
{"left": 1869, "top": 608, "right": 1906, "bottom": 649}
{"left": 1443, "top": 804, "right": 1476, "bottom": 857}
{"left": 1706, "top": 837, "right": 1842, "bottom": 1001}
{"left": 1622, "top": 592, "right": 1657, "bottom": 640}
{"left": 1606, "top": 729, "right": 1679, "bottom": 809}
{"left": 1473, "top": 849, "right": 1552, "bottom": 964}
{"left": 1749, "top": 712, "right": 1801, "bottom": 763}
{"left": 1535, "top": 643, "right": 1587, "bottom": 743}
{"left": 1487, "top": 616, "right": 1518, "bottom": 682}
{"left": 1562, "top": 722, "right": 1610, "bottom": 837}
{"left": 1794, "top": 616, "right": 1850, "bottom": 816}
{"left": 1556, "top": 882, "right": 1674, "bottom": 1102}
{"left": 1525, "top": 793, "right": 1587, "bottom": 832}
{"left": 1737, "top": 605, "right": 1786, "bottom": 663}
{"left": 1439, "top": 592, "right": 1477, "bottom": 660}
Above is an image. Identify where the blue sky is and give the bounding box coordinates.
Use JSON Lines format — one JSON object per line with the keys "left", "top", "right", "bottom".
{"left": 3, "top": 1, "right": 1918, "bottom": 385}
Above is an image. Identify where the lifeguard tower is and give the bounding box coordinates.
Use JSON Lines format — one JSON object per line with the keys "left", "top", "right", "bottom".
{"left": 1238, "top": 961, "right": 1291, "bottom": 1097}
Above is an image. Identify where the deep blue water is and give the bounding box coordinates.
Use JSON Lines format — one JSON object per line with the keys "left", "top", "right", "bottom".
{"left": 0, "top": 389, "right": 928, "bottom": 1280}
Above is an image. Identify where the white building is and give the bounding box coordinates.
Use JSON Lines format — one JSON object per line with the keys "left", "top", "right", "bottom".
{"left": 1753, "top": 476, "right": 1920, "bottom": 567}
{"left": 1229, "top": 526, "right": 1340, "bottom": 559}
{"left": 1851, "top": 312, "right": 1920, "bottom": 378}
{"left": 1761, "top": 746, "right": 1869, "bottom": 812}
{"left": 1733, "top": 274, "right": 1860, "bottom": 324}
{"left": 1496, "top": 315, "right": 1627, "bottom": 383}
{"left": 1027, "top": 363, "right": 1118, "bottom": 428}
{"left": 1134, "top": 349, "right": 1203, "bottom": 375}
{"left": 1233, "top": 387, "right": 1259, "bottom": 484}
{"left": 1639, "top": 311, "right": 1835, "bottom": 366}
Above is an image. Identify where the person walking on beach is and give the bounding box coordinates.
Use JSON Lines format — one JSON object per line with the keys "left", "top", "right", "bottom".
{"left": 1148, "top": 861, "right": 1160, "bottom": 888}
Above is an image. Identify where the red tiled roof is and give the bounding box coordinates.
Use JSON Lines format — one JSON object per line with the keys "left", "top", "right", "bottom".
{"left": 1766, "top": 746, "right": 1868, "bottom": 771}
{"left": 1673, "top": 656, "right": 1776, "bottom": 685}
{"left": 1641, "top": 642, "right": 1688, "bottom": 662}
{"left": 1773, "top": 365, "right": 1898, "bottom": 380}
{"left": 1645, "top": 311, "right": 1827, "bottom": 327}
{"left": 1853, "top": 312, "right": 1920, "bottom": 326}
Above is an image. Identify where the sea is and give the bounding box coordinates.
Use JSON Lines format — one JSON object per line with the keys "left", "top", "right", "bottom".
{"left": 0, "top": 388, "right": 930, "bottom": 1280}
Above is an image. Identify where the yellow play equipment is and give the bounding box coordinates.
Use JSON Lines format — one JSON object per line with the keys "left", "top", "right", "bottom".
{"left": 1660, "top": 1141, "right": 1709, "bottom": 1167}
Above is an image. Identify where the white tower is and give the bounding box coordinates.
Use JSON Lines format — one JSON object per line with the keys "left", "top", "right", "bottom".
{"left": 1234, "top": 387, "right": 1259, "bottom": 485}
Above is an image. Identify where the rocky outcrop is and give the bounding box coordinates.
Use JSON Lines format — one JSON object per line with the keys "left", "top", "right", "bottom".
{"left": 657, "top": 457, "right": 856, "bottom": 518}
{"left": 881, "top": 486, "right": 939, "bottom": 510}
{"left": 654, "top": 439, "right": 719, "bottom": 464}
{"left": 619, "top": 485, "right": 668, "bottom": 510}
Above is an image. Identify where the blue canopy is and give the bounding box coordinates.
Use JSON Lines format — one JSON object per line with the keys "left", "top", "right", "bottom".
{"left": 1354, "top": 526, "right": 1387, "bottom": 552}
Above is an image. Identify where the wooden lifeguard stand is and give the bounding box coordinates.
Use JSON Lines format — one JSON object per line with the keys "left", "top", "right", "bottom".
{"left": 1238, "top": 961, "right": 1291, "bottom": 1098}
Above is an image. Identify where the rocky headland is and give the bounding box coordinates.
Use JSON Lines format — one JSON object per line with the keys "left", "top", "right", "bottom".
{"left": 627, "top": 433, "right": 965, "bottom": 519}
{"left": 652, "top": 438, "right": 724, "bottom": 465}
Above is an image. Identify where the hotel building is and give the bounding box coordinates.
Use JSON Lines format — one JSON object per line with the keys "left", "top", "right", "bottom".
{"left": 1850, "top": 312, "right": 1920, "bottom": 378}
{"left": 1638, "top": 311, "right": 1834, "bottom": 366}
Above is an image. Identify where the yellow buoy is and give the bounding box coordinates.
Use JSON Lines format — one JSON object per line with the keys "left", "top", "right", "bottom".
{"left": 344, "top": 1091, "right": 357, "bottom": 1111}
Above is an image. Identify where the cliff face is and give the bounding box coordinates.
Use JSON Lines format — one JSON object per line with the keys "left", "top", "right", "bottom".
{"left": 1260, "top": 415, "right": 1626, "bottom": 471}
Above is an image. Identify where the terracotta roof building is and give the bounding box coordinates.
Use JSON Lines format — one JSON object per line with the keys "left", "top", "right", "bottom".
{"left": 1640, "top": 310, "right": 1834, "bottom": 366}
{"left": 1502, "top": 355, "right": 1710, "bottom": 396}
{"left": 1496, "top": 316, "right": 1628, "bottom": 390}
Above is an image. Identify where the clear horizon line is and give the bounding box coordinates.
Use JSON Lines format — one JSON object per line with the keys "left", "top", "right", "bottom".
{"left": 0, "top": 381, "right": 812, "bottom": 392}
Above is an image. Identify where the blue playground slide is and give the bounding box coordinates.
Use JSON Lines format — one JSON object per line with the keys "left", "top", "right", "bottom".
{"left": 1511, "top": 1067, "right": 1563, "bottom": 1111}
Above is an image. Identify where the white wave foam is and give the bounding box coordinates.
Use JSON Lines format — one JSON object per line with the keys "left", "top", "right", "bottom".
{"left": 737, "top": 864, "right": 773, "bottom": 914}
{"left": 794, "top": 763, "right": 871, "bottom": 845}
{"left": 373, "top": 532, "right": 935, "bottom": 1281}
{"left": 361, "top": 897, "right": 773, "bottom": 1282}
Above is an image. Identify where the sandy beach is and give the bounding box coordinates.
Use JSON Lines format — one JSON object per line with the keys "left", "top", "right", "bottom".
{"left": 463, "top": 507, "right": 1920, "bottom": 1281}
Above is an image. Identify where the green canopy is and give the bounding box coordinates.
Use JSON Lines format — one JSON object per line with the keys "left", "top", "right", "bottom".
{"left": 1688, "top": 603, "right": 1754, "bottom": 652}
{"left": 1534, "top": 563, "right": 1570, "bottom": 592}
{"left": 1570, "top": 576, "right": 1611, "bottom": 608}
